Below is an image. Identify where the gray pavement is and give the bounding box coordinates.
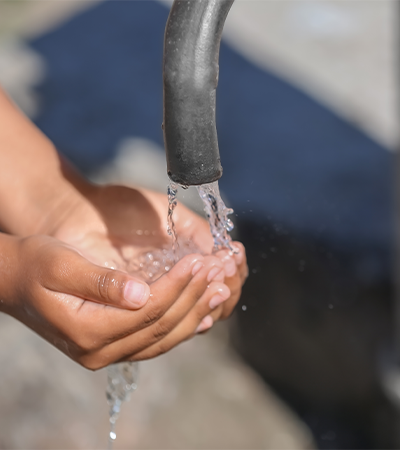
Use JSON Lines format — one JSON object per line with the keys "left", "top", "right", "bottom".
{"left": 0, "top": 312, "right": 313, "bottom": 449}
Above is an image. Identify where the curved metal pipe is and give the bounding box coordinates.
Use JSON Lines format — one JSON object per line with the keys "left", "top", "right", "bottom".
{"left": 163, "top": 0, "right": 234, "bottom": 186}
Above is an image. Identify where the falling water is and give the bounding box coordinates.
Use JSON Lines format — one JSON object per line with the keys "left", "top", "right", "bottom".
{"left": 105, "top": 248, "right": 174, "bottom": 449}
{"left": 167, "top": 181, "right": 179, "bottom": 261}
{"left": 106, "top": 179, "right": 235, "bottom": 448}
{"left": 167, "top": 180, "right": 236, "bottom": 255}
{"left": 106, "top": 362, "right": 139, "bottom": 449}
{"left": 196, "top": 181, "right": 236, "bottom": 253}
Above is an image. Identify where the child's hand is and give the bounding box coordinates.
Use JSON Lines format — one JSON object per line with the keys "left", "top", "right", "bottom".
{"left": 0, "top": 86, "right": 247, "bottom": 364}
{"left": 50, "top": 182, "right": 248, "bottom": 322}
{"left": 1, "top": 234, "right": 229, "bottom": 369}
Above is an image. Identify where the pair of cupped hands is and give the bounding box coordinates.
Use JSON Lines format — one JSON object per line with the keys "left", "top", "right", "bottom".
{"left": 2, "top": 161, "right": 248, "bottom": 370}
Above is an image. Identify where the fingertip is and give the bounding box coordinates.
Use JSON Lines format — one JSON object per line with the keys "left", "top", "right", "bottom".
{"left": 223, "top": 255, "right": 237, "bottom": 277}
{"left": 191, "top": 261, "right": 204, "bottom": 276}
{"left": 209, "top": 290, "right": 229, "bottom": 309}
{"left": 124, "top": 279, "right": 150, "bottom": 309}
{"left": 232, "top": 242, "right": 245, "bottom": 266}
{"left": 195, "top": 315, "right": 213, "bottom": 333}
{"left": 215, "top": 250, "right": 237, "bottom": 278}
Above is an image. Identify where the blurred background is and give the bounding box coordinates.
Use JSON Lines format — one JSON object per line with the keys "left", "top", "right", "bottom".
{"left": 0, "top": 0, "right": 397, "bottom": 448}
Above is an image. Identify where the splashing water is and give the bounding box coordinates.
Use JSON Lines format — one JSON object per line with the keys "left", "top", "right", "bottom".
{"left": 167, "top": 180, "right": 236, "bottom": 254}
{"left": 196, "top": 181, "right": 236, "bottom": 253}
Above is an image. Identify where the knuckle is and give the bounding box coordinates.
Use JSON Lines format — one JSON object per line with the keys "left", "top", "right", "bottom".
{"left": 49, "top": 257, "right": 69, "bottom": 279}
{"left": 96, "top": 271, "right": 113, "bottom": 303}
{"left": 142, "top": 304, "right": 164, "bottom": 326}
{"left": 152, "top": 320, "right": 171, "bottom": 341}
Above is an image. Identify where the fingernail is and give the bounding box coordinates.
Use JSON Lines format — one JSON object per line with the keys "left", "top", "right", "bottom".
{"left": 209, "top": 294, "right": 227, "bottom": 309}
{"left": 196, "top": 315, "right": 214, "bottom": 333}
{"left": 207, "top": 266, "right": 224, "bottom": 282}
{"left": 223, "top": 256, "right": 236, "bottom": 277}
{"left": 124, "top": 281, "right": 147, "bottom": 307}
{"left": 191, "top": 261, "right": 204, "bottom": 276}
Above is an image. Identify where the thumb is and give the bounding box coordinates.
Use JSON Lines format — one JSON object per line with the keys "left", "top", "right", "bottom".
{"left": 44, "top": 248, "right": 150, "bottom": 310}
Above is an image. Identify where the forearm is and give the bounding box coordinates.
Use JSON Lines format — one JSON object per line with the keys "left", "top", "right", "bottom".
{"left": 0, "top": 86, "right": 86, "bottom": 236}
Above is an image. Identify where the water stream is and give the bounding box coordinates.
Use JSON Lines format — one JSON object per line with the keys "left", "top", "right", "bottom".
{"left": 167, "top": 181, "right": 179, "bottom": 261}
{"left": 106, "top": 362, "right": 139, "bottom": 449}
{"left": 105, "top": 179, "right": 235, "bottom": 448}
{"left": 196, "top": 181, "right": 236, "bottom": 253}
{"left": 105, "top": 248, "right": 173, "bottom": 450}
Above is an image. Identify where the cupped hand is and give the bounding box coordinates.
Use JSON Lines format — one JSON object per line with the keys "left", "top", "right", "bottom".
{"left": 4, "top": 234, "right": 231, "bottom": 369}
{"left": 49, "top": 176, "right": 248, "bottom": 322}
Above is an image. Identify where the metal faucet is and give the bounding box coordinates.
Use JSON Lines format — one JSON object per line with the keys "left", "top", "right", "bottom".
{"left": 163, "top": 0, "right": 234, "bottom": 186}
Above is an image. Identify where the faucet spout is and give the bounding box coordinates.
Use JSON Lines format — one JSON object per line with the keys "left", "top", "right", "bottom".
{"left": 163, "top": 0, "right": 234, "bottom": 186}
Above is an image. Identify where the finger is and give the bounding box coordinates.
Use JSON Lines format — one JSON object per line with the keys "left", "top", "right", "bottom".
{"left": 43, "top": 246, "right": 150, "bottom": 310}
{"left": 215, "top": 249, "right": 237, "bottom": 279}
{"left": 195, "top": 315, "right": 214, "bottom": 334}
{"left": 220, "top": 275, "right": 242, "bottom": 320}
{"left": 37, "top": 253, "right": 208, "bottom": 370}
{"left": 74, "top": 253, "right": 206, "bottom": 343}
{"left": 101, "top": 257, "right": 226, "bottom": 361}
{"left": 218, "top": 270, "right": 244, "bottom": 320}
{"left": 230, "top": 241, "right": 248, "bottom": 283}
{"left": 121, "top": 280, "right": 230, "bottom": 361}
{"left": 231, "top": 241, "right": 245, "bottom": 266}
{"left": 194, "top": 302, "right": 227, "bottom": 334}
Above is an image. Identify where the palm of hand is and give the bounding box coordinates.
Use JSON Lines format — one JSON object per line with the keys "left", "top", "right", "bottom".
{"left": 51, "top": 182, "right": 247, "bottom": 322}
{"left": 52, "top": 184, "right": 213, "bottom": 280}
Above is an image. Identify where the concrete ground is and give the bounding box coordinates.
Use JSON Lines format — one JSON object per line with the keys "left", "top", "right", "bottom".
{"left": 0, "top": 312, "right": 313, "bottom": 449}
{"left": 0, "top": 1, "right": 396, "bottom": 449}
